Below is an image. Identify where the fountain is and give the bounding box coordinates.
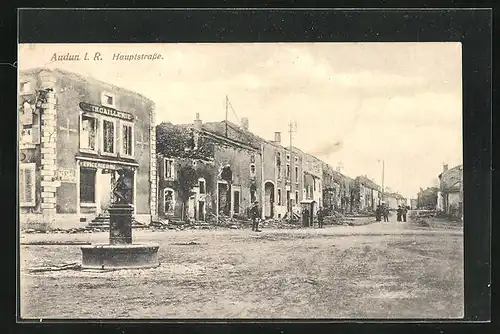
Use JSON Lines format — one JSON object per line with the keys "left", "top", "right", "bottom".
{"left": 81, "top": 168, "right": 160, "bottom": 270}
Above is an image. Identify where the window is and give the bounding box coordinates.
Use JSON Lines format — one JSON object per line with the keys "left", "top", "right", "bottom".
{"left": 286, "top": 164, "right": 290, "bottom": 179}
{"left": 102, "top": 119, "right": 116, "bottom": 154}
{"left": 199, "top": 178, "right": 206, "bottom": 194}
{"left": 295, "top": 191, "right": 299, "bottom": 203}
{"left": 313, "top": 179, "right": 316, "bottom": 191}
{"left": 80, "top": 114, "right": 97, "bottom": 151}
{"left": 295, "top": 157, "right": 298, "bottom": 163}
{"left": 101, "top": 92, "right": 116, "bottom": 108}
{"left": 277, "top": 189, "right": 282, "bottom": 205}
{"left": 19, "top": 163, "right": 36, "bottom": 207}
{"left": 121, "top": 122, "right": 134, "bottom": 157}
{"left": 250, "top": 184, "right": 257, "bottom": 203}
{"left": 234, "top": 190, "right": 240, "bottom": 214}
{"left": 250, "top": 163, "right": 256, "bottom": 177}
{"left": 164, "top": 158, "right": 174, "bottom": 179}
{"left": 80, "top": 168, "right": 96, "bottom": 204}
{"left": 276, "top": 153, "right": 281, "bottom": 179}
{"left": 286, "top": 154, "right": 290, "bottom": 161}
{"left": 295, "top": 166, "right": 299, "bottom": 182}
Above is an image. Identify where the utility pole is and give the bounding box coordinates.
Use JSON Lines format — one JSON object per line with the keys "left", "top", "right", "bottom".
{"left": 288, "top": 121, "right": 297, "bottom": 217}
{"left": 225, "top": 95, "right": 228, "bottom": 137}
{"left": 379, "top": 159, "right": 385, "bottom": 204}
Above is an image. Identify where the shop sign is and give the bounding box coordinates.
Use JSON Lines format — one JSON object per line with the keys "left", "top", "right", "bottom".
{"left": 79, "top": 102, "right": 134, "bottom": 121}
{"left": 79, "top": 160, "right": 136, "bottom": 171}
{"left": 79, "top": 160, "right": 122, "bottom": 171}
{"left": 57, "top": 168, "right": 77, "bottom": 183}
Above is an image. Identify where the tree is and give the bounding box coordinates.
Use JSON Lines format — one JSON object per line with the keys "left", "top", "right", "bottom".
{"left": 417, "top": 187, "right": 438, "bottom": 209}
{"left": 156, "top": 122, "right": 214, "bottom": 161}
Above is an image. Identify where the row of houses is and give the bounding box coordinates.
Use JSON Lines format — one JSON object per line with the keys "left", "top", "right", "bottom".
{"left": 18, "top": 68, "right": 407, "bottom": 229}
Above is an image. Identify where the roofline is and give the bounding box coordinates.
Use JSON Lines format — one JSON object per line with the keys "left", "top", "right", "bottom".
{"left": 19, "top": 67, "right": 155, "bottom": 104}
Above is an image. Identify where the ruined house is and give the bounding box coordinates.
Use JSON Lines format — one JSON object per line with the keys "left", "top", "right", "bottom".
{"left": 156, "top": 114, "right": 263, "bottom": 221}
{"left": 437, "top": 164, "right": 463, "bottom": 219}
{"left": 354, "top": 176, "right": 381, "bottom": 212}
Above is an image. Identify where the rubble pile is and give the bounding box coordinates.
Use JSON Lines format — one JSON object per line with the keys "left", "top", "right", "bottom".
{"left": 345, "top": 210, "right": 376, "bottom": 218}
{"left": 259, "top": 218, "right": 302, "bottom": 229}
{"left": 410, "top": 210, "right": 437, "bottom": 219}
{"left": 415, "top": 218, "right": 430, "bottom": 227}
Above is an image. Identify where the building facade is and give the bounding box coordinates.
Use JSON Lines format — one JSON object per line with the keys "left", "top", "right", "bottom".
{"left": 156, "top": 116, "right": 265, "bottom": 221}
{"left": 437, "top": 164, "right": 463, "bottom": 219}
{"left": 354, "top": 176, "right": 381, "bottom": 212}
{"left": 19, "top": 68, "right": 157, "bottom": 230}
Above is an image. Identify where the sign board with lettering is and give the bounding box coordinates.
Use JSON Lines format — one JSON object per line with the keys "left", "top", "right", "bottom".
{"left": 58, "top": 168, "right": 77, "bottom": 183}
{"left": 79, "top": 102, "right": 134, "bottom": 121}
{"left": 78, "top": 160, "right": 137, "bottom": 171}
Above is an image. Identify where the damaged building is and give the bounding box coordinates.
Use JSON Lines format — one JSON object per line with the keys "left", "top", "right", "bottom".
{"left": 354, "top": 176, "right": 381, "bottom": 212}
{"left": 156, "top": 114, "right": 263, "bottom": 222}
{"left": 437, "top": 164, "right": 463, "bottom": 219}
{"left": 18, "top": 68, "right": 157, "bottom": 230}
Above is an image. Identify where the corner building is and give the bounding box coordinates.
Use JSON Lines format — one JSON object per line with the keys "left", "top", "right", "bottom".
{"left": 18, "top": 68, "right": 157, "bottom": 229}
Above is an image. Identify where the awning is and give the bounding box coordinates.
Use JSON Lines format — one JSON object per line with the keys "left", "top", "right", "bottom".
{"left": 300, "top": 200, "right": 316, "bottom": 204}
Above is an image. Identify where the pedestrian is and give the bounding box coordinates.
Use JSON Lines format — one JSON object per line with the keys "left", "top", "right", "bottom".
{"left": 383, "top": 205, "right": 390, "bottom": 222}
{"left": 317, "top": 207, "right": 324, "bottom": 228}
{"left": 397, "top": 205, "right": 402, "bottom": 222}
{"left": 250, "top": 201, "right": 261, "bottom": 232}
{"left": 375, "top": 205, "right": 382, "bottom": 222}
{"left": 402, "top": 205, "right": 408, "bottom": 222}
{"left": 302, "top": 208, "right": 309, "bottom": 227}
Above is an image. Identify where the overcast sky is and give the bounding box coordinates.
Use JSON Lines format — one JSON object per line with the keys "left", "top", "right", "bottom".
{"left": 19, "top": 43, "right": 462, "bottom": 198}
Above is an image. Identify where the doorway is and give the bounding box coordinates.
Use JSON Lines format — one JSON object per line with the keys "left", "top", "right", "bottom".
{"left": 198, "top": 201, "right": 205, "bottom": 221}
{"left": 264, "top": 181, "right": 275, "bottom": 218}
{"left": 96, "top": 170, "right": 112, "bottom": 215}
{"left": 218, "top": 182, "right": 230, "bottom": 216}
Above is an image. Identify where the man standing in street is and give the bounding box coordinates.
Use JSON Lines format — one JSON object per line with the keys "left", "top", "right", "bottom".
{"left": 383, "top": 204, "right": 389, "bottom": 222}
{"left": 251, "top": 201, "right": 261, "bottom": 232}
{"left": 317, "top": 206, "right": 325, "bottom": 228}
{"left": 402, "top": 205, "right": 408, "bottom": 222}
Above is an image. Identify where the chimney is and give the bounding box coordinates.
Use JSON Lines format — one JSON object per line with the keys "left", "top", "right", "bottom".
{"left": 241, "top": 118, "right": 249, "bottom": 131}
{"left": 274, "top": 132, "right": 281, "bottom": 144}
{"left": 193, "top": 112, "right": 202, "bottom": 130}
{"left": 443, "top": 164, "right": 448, "bottom": 172}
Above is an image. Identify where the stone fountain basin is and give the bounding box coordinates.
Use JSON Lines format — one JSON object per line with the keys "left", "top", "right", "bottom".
{"left": 81, "top": 243, "right": 160, "bottom": 270}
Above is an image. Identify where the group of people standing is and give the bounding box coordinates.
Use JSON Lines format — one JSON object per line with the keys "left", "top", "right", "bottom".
{"left": 375, "top": 204, "right": 390, "bottom": 222}
{"left": 376, "top": 204, "right": 409, "bottom": 222}
{"left": 396, "top": 205, "right": 409, "bottom": 222}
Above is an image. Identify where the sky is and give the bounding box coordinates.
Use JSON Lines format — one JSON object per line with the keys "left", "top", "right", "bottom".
{"left": 18, "top": 43, "right": 463, "bottom": 199}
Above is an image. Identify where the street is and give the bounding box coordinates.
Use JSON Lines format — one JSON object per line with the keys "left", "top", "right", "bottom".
{"left": 20, "top": 216, "right": 463, "bottom": 319}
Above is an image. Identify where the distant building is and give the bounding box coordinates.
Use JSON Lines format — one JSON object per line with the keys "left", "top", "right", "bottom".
{"left": 18, "top": 68, "right": 157, "bottom": 230}
{"left": 410, "top": 198, "right": 418, "bottom": 210}
{"left": 437, "top": 164, "right": 463, "bottom": 219}
{"left": 297, "top": 149, "right": 323, "bottom": 216}
{"left": 354, "top": 176, "right": 381, "bottom": 212}
{"left": 383, "top": 192, "right": 406, "bottom": 210}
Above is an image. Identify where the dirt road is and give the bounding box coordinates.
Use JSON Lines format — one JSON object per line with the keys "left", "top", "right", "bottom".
{"left": 19, "top": 218, "right": 463, "bottom": 319}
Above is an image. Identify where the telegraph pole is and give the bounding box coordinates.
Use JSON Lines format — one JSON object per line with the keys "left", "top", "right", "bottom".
{"left": 225, "top": 95, "right": 228, "bottom": 137}
{"left": 380, "top": 160, "right": 385, "bottom": 204}
{"left": 288, "top": 121, "right": 297, "bottom": 217}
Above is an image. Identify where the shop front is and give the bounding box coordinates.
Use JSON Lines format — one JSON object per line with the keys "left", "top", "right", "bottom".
{"left": 75, "top": 157, "right": 138, "bottom": 218}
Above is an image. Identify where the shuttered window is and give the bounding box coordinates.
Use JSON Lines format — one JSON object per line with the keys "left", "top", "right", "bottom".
{"left": 121, "top": 122, "right": 134, "bottom": 157}
{"left": 19, "top": 163, "right": 36, "bottom": 207}
{"left": 102, "top": 119, "right": 115, "bottom": 154}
